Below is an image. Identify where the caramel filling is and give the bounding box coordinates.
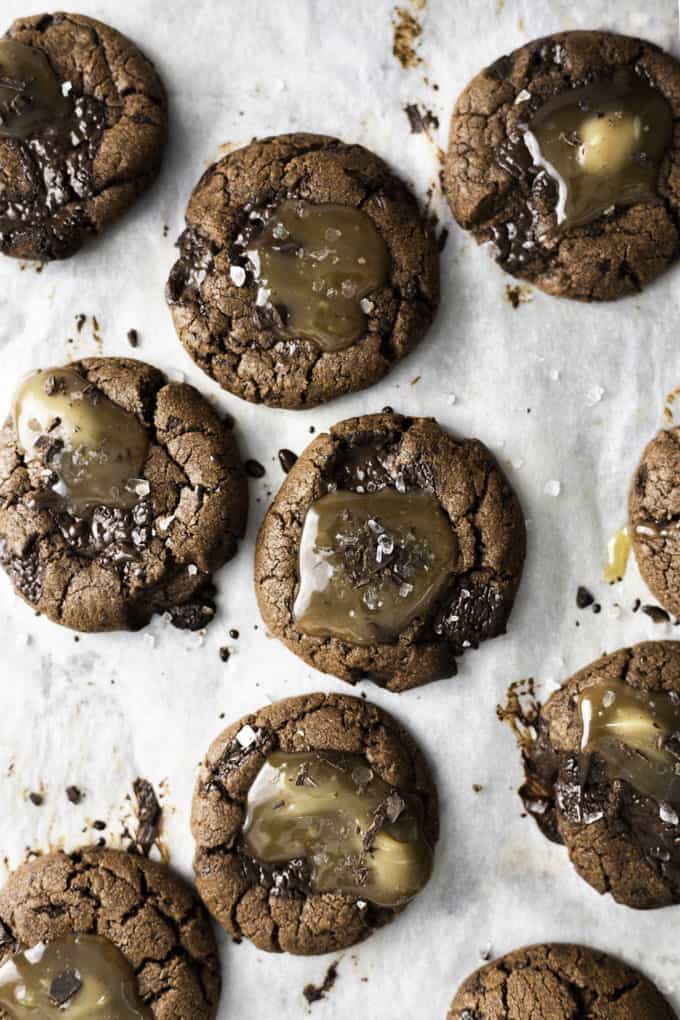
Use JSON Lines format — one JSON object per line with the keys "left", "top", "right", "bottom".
{"left": 294, "top": 489, "right": 457, "bottom": 645}
{"left": 0, "top": 935, "right": 151, "bottom": 1018}
{"left": 579, "top": 679, "right": 680, "bottom": 803}
{"left": 14, "top": 368, "right": 149, "bottom": 510}
{"left": 242, "top": 751, "right": 432, "bottom": 907}
{"left": 0, "top": 39, "right": 72, "bottom": 139}
{"left": 245, "top": 199, "right": 390, "bottom": 351}
{"left": 525, "top": 74, "right": 672, "bottom": 229}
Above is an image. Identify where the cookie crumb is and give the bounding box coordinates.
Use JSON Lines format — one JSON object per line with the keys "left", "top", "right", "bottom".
{"left": 303, "top": 961, "right": 340, "bottom": 1005}
{"left": 392, "top": 6, "right": 423, "bottom": 68}
{"left": 65, "top": 785, "right": 82, "bottom": 804}
{"left": 229, "top": 629, "right": 239, "bottom": 639}
{"left": 75, "top": 313, "right": 86, "bottom": 333}
{"left": 219, "top": 646, "right": 231, "bottom": 662}
{"left": 127, "top": 328, "right": 139, "bottom": 348}
{"left": 472, "top": 783, "right": 484, "bottom": 793}
{"left": 92, "top": 820, "right": 106, "bottom": 831}
{"left": 28, "top": 792, "right": 43, "bottom": 806}
{"left": 576, "top": 586, "right": 595, "bottom": 609}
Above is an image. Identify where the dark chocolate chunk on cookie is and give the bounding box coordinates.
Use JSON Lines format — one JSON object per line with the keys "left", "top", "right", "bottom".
{"left": 444, "top": 31, "right": 680, "bottom": 300}
{"left": 254, "top": 411, "right": 525, "bottom": 692}
{"left": 166, "top": 133, "right": 439, "bottom": 408}
{"left": 448, "top": 943, "right": 676, "bottom": 1018}
{"left": 630, "top": 426, "right": 680, "bottom": 617}
{"left": 518, "top": 640, "right": 680, "bottom": 909}
{"left": 0, "top": 847, "right": 220, "bottom": 1019}
{"left": 0, "top": 357, "right": 247, "bottom": 631}
{"left": 0, "top": 13, "right": 167, "bottom": 261}
{"left": 191, "top": 692, "right": 438, "bottom": 955}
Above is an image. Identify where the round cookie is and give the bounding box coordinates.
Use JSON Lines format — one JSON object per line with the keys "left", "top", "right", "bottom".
{"left": 519, "top": 641, "right": 680, "bottom": 909}
{"left": 0, "top": 846, "right": 220, "bottom": 1019}
{"left": 166, "top": 132, "right": 439, "bottom": 409}
{"left": 444, "top": 31, "right": 680, "bottom": 300}
{"left": 0, "top": 357, "right": 247, "bottom": 631}
{"left": 630, "top": 426, "right": 680, "bottom": 617}
{"left": 0, "top": 13, "right": 167, "bottom": 261}
{"left": 254, "top": 411, "right": 525, "bottom": 692}
{"left": 191, "top": 692, "right": 438, "bottom": 955}
{"left": 448, "top": 943, "right": 676, "bottom": 1019}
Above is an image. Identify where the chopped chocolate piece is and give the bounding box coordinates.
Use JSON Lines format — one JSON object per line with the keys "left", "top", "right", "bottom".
{"left": 219, "top": 646, "right": 231, "bottom": 662}
{"left": 28, "top": 792, "right": 43, "bottom": 806}
{"left": 130, "top": 777, "right": 161, "bottom": 857}
{"left": 126, "top": 328, "right": 139, "bottom": 348}
{"left": 642, "top": 604, "right": 671, "bottom": 624}
{"left": 66, "top": 785, "right": 82, "bottom": 804}
{"left": 48, "top": 968, "right": 82, "bottom": 1007}
{"left": 277, "top": 449, "right": 298, "bottom": 474}
{"left": 576, "top": 586, "right": 595, "bottom": 609}
{"left": 245, "top": 459, "right": 266, "bottom": 479}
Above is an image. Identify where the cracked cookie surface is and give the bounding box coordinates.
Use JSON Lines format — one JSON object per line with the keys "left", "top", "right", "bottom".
{"left": 0, "top": 847, "right": 220, "bottom": 1020}
{"left": 630, "top": 427, "right": 680, "bottom": 617}
{"left": 0, "top": 12, "right": 167, "bottom": 261}
{"left": 166, "top": 133, "right": 439, "bottom": 408}
{"left": 448, "top": 943, "right": 675, "bottom": 1019}
{"left": 444, "top": 31, "right": 680, "bottom": 300}
{"left": 519, "top": 641, "right": 680, "bottom": 909}
{"left": 254, "top": 411, "right": 525, "bottom": 692}
{"left": 191, "top": 692, "right": 439, "bottom": 955}
{"left": 0, "top": 357, "right": 247, "bottom": 632}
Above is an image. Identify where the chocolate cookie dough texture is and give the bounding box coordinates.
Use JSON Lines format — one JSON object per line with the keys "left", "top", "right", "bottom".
{"left": 0, "top": 13, "right": 167, "bottom": 261}
{"left": 630, "top": 425, "right": 680, "bottom": 617}
{"left": 191, "top": 693, "right": 438, "bottom": 955}
{"left": 444, "top": 31, "right": 680, "bottom": 300}
{"left": 520, "top": 641, "right": 680, "bottom": 909}
{"left": 255, "top": 411, "right": 525, "bottom": 692}
{"left": 0, "top": 358, "right": 247, "bottom": 631}
{"left": 0, "top": 847, "right": 220, "bottom": 1019}
{"left": 166, "top": 133, "right": 439, "bottom": 408}
{"left": 448, "top": 943, "right": 676, "bottom": 1019}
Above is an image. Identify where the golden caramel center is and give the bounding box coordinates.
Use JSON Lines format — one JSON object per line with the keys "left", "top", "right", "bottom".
{"left": 294, "top": 488, "right": 457, "bottom": 645}
{"left": 0, "top": 39, "right": 72, "bottom": 139}
{"left": 526, "top": 74, "right": 672, "bottom": 229}
{"left": 246, "top": 199, "right": 390, "bottom": 352}
{"left": 242, "top": 751, "right": 432, "bottom": 908}
{"left": 14, "top": 367, "right": 149, "bottom": 510}
{"left": 0, "top": 935, "right": 151, "bottom": 1018}
{"left": 579, "top": 678, "right": 680, "bottom": 803}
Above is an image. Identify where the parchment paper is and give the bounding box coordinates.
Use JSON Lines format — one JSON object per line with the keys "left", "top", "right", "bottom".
{"left": 1, "top": 0, "right": 680, "bottom": 1015}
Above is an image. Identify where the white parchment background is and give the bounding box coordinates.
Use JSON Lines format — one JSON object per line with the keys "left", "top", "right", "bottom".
{"left": 1, "top": 0, "right": 680, "bottom": 1015}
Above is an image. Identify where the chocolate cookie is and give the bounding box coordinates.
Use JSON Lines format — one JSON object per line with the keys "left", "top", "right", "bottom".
{"left": 254, "top": 411, "right": 525, "bottom": 692}
{"left": 0, "top": 13, "right": 167, "bottom": 261}
{"left": 191, "top": 692, "right": 438, "bottom": 955}
{"left": 166, "top": 133, "right": 439, "bottom": 408}
{"left": 0, "top": 357, "right": 247, "bottom": 631}
{"left": 519, "top": 640, "right": 680, "bottom": 909}
{"left": 444, "top": 31, "right": 680, "bottom": 300}
{"left": 448, "top": 943, "right": 675, "bottom": 1019}
{"left": 630, "top": 426, "right": 680, "bottom": 617}
{"left": 0, "top": 846, "right": 220, "bottom": 1019}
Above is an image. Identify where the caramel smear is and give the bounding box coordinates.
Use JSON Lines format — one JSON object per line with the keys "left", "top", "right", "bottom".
{"left": 604, "top": 525, "right": 631, "bottom": 584}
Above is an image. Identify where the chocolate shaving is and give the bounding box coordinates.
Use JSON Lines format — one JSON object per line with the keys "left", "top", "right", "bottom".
{"left": 129, "top": 777, "right": 161, "bottom": 856}
{"left": 303, "top": 962, "right": 339, "bottom": 1005}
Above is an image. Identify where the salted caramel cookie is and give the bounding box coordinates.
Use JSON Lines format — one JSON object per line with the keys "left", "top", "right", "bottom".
{"left": 444, "top": 31, "right": 680, "bottom": 300}
{"left": 0, "top": 358, "right": 247, "bottom": 631}
{"left": 448, "top": 943, "right": 675, "bottom": 1019}
{"left": 0, "top": 12, "right": 167, "bottom": 261}
{"left": 254, "top": 411, "right": 525, "bottom": 692}
{"left": 630, "top": 426, "right": 680, "bottom": 617}
{"left": 166, "top": 133, "right": 439, "bottom": 408}
{"left": 191, "top": 692, "right": 438, "bottom": 955}
{"left": 519, "top": 641, "right": 680, "bottom": 909}
{"left": 0, "top": 846, "right": 220, "bottom": 1019}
